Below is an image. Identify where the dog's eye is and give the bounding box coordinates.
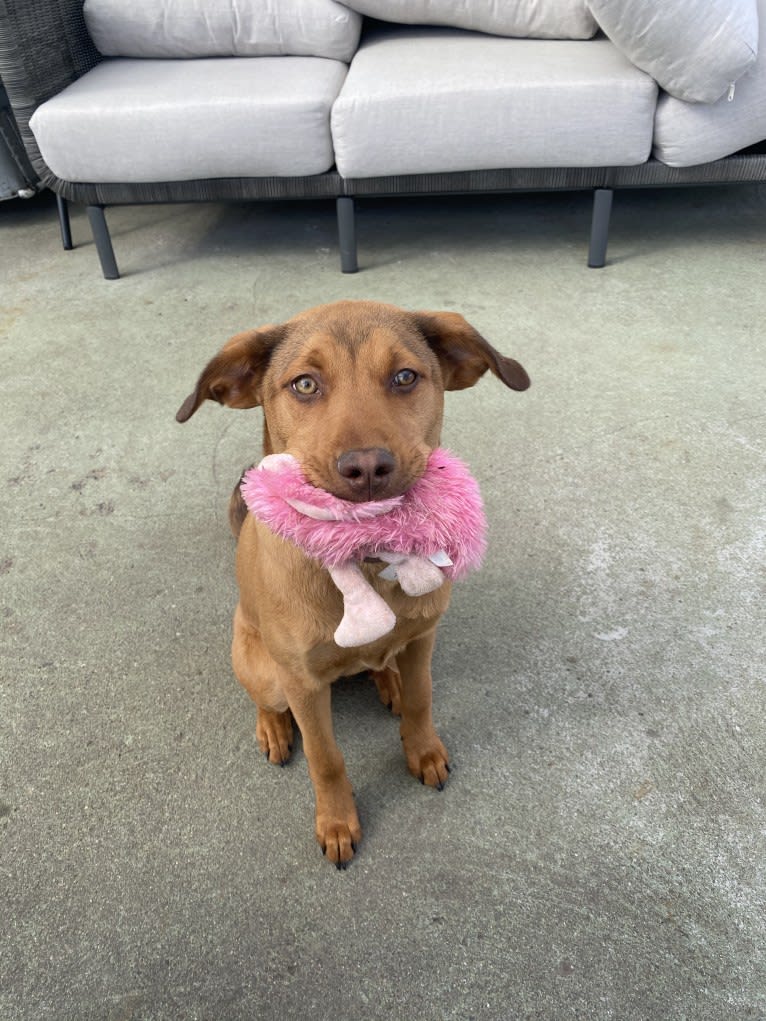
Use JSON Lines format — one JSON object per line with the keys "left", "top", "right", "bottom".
{"left": 392, "top": 369, "right": 418, "bottom": 390}
{"left": 291, "top": 375, "right": 319, "bottom": 397}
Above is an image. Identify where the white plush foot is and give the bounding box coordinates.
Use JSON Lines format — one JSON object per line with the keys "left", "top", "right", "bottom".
{"left": 378, "top": 552, "right": 445, "bottom": 597}
{"left": 395, "top": 556, "right": 445, "bottom": 597}
{"left": 334, "top": 599, "right": 396, "bottom": 647}
{"left": 329, "top": 561, "right": 397, "bottom": 648}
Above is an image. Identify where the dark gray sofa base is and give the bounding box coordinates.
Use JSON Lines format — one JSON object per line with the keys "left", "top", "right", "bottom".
{"left": 338, "top": 151, "right": 766, "bottom": 273}
{"left": 50, "top": 149, "right": 766, "bottom": 279}
{"left": 48, "top": 174, "right": 345, "bottom": 279}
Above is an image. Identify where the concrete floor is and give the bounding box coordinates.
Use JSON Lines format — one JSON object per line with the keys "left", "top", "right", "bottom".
{"left": 1, "top": 186, "right": 764, "bottom": 1021}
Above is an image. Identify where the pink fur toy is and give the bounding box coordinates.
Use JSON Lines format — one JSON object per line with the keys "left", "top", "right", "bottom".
{"left": 241, "top": 448, "right": 487, "bottom": 647}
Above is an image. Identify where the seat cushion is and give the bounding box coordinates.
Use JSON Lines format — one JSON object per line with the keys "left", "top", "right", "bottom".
{"left": 588, "top": 0, "right": 758, "bottom": 104}
{"left": 331, "top": 28, "right": 657, "bottom": 178}
{"left": 29, "top": 57, "right": 347, "bottom": 183}
{"left": 84, "top": 0, "right": 361, "bottom": 62}
{"left": 341, "top": 0, "right": 597, "bottom": 40}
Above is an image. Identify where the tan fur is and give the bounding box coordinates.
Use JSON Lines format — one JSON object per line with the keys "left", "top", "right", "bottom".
{"left": 177, "top": 300, "right": 529, "bottom": 867}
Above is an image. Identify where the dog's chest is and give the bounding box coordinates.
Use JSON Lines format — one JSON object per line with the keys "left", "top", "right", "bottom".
{"left": 238, "top": 519, "right": 450, "bottom": 676}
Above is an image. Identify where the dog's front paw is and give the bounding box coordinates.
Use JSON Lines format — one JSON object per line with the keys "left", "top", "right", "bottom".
{"left": 317, "top": 816, "right": 362, "bottom": 870}
{"left": 403, "top": 734, "right": 451, "bottom": 791}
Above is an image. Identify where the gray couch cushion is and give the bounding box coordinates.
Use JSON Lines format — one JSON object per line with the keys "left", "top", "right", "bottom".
{"left": 587, "top": 0, "right": 758, "bottom": 104}
{"left": 331, "top": 28, "right": 657, "bottom": 178}
{"left": 29, "top": 57, "right": 347, "bottom": 182}
{"left": 653, "top": 0, "right": 766, "bottom": 166}
{"left": 84, "top": 0, "right": 361, "bottom": 62}
{"left": 342, "top": 0, "right": 597, "bottom": 40}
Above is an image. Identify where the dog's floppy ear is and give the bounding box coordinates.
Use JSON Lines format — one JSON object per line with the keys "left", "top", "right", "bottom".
{"left": 414, "top": 311, "right": 530, "bottom": 392}
{"left": 176, "top": 325, "right": 288, "bottom": 423}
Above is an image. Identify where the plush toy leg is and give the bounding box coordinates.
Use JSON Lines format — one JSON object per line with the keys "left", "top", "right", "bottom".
{"left": 329, "top": 562, "right": 396, "bottom": 648}
{"left": 378, "top": 553, "right": 445, "bottom": 597}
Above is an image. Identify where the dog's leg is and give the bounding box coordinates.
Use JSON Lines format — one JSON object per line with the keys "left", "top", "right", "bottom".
{"left": 233, "top": 605, "right": 360, "bottom": 865}
{"left": 232, "top": 606, "right": 294, "bottom": 765}
{"left": 285, "top": 681, "right": 362, "bottom": 868}
{"left": 397, "top": 630, "right": 450, "bottom": 789}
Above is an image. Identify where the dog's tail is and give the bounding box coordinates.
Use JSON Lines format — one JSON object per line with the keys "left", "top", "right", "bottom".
{"left": 229, "top": 468, "right": 252, "bottom": 538}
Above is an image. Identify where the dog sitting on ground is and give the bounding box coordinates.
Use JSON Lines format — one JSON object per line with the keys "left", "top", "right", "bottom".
{"left": 176, "top": 300, "right": 529, "bottom": 867}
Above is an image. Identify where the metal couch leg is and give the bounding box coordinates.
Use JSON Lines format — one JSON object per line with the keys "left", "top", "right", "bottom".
{"left": 56, "top": 194, "right": 73, "bottom": 250}
{"left": 86, "top": 204, "right": 120, "bottom": 279}
{"left": 588, "top": 188, "right": 613, "bottom": 268}
{"left": 336, "top": 196, "right": 358, "bottom": 273}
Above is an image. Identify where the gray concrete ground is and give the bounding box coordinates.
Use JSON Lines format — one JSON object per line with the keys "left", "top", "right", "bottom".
{"left": 1, "top": 185, "right": 764, "bottom": 1021}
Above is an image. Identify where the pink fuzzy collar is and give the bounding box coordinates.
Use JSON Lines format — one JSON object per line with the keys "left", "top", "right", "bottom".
{"left": 240, "top": 448, "right": 486, "bottom": 580}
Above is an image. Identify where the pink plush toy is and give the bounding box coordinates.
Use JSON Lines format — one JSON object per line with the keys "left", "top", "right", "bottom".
{"left": 240, "top": 448, "right": 487, "bottom": 647}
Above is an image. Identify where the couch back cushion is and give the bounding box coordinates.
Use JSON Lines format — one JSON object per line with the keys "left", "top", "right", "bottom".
{"left": 587, "top": 0, "right": 758, "bottom": 103}
{"left": 83, "top": 0, "right": 362, "bottom": 62}
{"left": 653, "top": 0, "right": 766, "bottom": 165}
{"left": 342, "top": 0, "right": 597, "bottom": 40}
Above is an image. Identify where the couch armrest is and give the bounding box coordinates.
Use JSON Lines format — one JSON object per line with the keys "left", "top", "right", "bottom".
{"left": 0, "top": 0, "right": 101, "bottom": 180}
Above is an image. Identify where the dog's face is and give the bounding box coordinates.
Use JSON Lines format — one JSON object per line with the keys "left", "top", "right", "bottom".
{"left": 177, "top": 300, "right": 529, "bottom": 501}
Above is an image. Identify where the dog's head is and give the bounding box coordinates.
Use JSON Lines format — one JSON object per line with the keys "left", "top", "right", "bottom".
{"left": 177, "top": 300, "right": 529, "bottom": 502}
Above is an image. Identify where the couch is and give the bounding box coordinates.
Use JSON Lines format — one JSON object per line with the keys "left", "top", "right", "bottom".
{"left": 1, "top": 0, "right": 765, "bottom": 279}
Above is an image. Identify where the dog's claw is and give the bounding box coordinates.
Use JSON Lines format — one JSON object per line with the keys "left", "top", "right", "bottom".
{"left": 321, "top": 845, "right": 351, "bottom": 870}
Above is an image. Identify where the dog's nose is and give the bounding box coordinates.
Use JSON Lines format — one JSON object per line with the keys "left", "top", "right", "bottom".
{"left": 337, "top": 447, "right": 396, "bottom": 499}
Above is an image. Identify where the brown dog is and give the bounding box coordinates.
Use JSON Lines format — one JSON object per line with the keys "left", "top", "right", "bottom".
{"left": 177, "top": 300, "right": 529, "bottom": 867}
